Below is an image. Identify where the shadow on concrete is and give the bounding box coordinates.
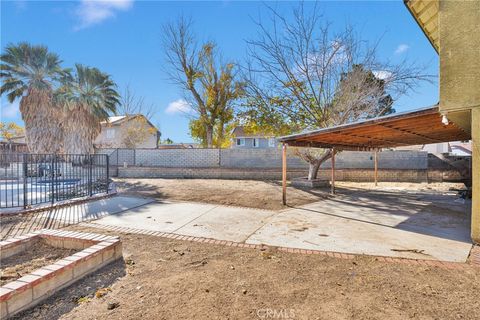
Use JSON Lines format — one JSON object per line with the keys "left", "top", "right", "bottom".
{"left": 0, "top": 195, "right": 156, "bottom": 240}
{"left": 114, "top": 180, "right": 168, "bottom": 201}
{"left": 286, "top": 186, "right": 471, "bottom": 243}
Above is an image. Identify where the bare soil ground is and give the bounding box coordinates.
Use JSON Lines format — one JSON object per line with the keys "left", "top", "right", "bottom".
{"left": 11, "top": 224, "right": 479, "bottom": 320}
{"left": 114, "top": 178, "right": 465, "bottom": 210}
{"left": 0, "top": 239, "right": 77, "bottom": 286}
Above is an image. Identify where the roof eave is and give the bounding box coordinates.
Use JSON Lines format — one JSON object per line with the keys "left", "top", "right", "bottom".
{"left": 403, "top": 0, "right": 439, "bottom": 54}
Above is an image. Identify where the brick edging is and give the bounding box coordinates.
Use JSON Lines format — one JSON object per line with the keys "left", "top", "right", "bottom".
{"left": 79, "top": 222, "right": 478, "bottom": 270}
{"left": 0, "top": 229, "right": 122, "bottom": 318}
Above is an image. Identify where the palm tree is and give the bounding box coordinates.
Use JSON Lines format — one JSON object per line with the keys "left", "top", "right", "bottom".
{"left": 56, "top": 64, "right": 119, "bottom": 154}
{"left": 1, "top": 42, "right": 66, "bottom": 153}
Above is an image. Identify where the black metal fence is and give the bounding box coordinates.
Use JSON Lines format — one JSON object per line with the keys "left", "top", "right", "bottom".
{"left": 0, "top": 154, "right": 109, "bottom": 209}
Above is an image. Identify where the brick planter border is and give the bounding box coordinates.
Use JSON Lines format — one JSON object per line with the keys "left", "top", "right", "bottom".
{"left": 79, "top": 222, "right": 479, "bottom": 269}
{"left": 0, "top": 229, "right": 122, "bottom": 319}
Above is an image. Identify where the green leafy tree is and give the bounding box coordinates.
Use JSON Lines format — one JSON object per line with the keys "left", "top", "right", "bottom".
{"left": 1, "top": 42, "right": 67, "bottom": 153}
{"left": 0, "top": 122, "right": 24, "bottom": 141}
{"left": 163, "top": 17, "right": 245, "bottom": 148}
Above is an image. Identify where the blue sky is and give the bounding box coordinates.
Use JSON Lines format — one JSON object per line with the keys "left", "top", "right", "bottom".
{"left": 1, "top": 0, "right": 438, "bottom": 143}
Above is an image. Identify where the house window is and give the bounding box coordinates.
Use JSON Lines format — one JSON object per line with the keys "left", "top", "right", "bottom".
{"left": 253, "top": 138, "right": 260, "bottom": 147}
{"left": 106, "top": 128, "right": 115, "bottom": 139}
{"left": 236, "top": 138, "right": 245, "bottom": 146}
{"left": 268, "top": 138, "right": 276, "bottom": 147}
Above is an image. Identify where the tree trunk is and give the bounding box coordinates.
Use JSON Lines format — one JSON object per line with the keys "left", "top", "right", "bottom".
{"left": 62, "top": 108, "right": 98, "bottom": 155}
{"left": 307, "top": 161, "right": 322, "bottom": 180}
{"left": 205, "top": 125, "right": 214, "bottom": 148}
{"left": 305, "top": 150, "right": 333, "bottom": 181}
{"left": 216, "top": 120, "right": 226, "bottom": 148}
{"left": 20, "top": 89, "right": 64, "bottom": 154}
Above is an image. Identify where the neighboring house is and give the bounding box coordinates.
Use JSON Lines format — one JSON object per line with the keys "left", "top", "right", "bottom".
{"left": 231, "top": 126, "right": 277, "bottom": 149}
{"left": 394, "top": 141, "right": 472, "bottom": 157}
{"left": 94, "top": 114, "right": 160, "bottom": 149}
{"left": 158, "top": 143, "right": 201, "bottom": 149}
{"left": 0, "top": 141, "right": 28, "bottom": 153}
{"left": 4, "top": 135, "right": 26, "bottom": 144}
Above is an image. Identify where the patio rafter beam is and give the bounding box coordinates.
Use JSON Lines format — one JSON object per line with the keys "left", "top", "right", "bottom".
{"left": 335, "top": 131, "right": 412, "bottom": 147}
{"left": 378, "top": 124, "right": 444, "bottom": 143}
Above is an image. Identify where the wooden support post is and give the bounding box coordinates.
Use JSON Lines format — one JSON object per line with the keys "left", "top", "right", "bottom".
{"left": 282, "top": 143, "right": 287, "bottom": 205}
{"left": 331, "top": 147, "right": 335, "bottom": 194}
{"left": 374, "top": 149, "right": 378, "bottom": 187}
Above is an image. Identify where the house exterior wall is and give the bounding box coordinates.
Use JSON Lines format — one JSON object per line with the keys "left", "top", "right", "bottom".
{"left": 232, "top": 137, "right": 276, "bottom": 149}
{"left": 472, "top": 108, "right": 480, "bottom": 243}
{"left": 439, "top": 0, "right": 480, "bottom": 116}
{"left": 437, "top": 1, "right": 479, "bottom": 243}
{"left": 94, "top": 120, "right": 158, "bottom": 149}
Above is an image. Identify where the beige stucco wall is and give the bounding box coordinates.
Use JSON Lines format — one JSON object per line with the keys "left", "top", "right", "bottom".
{"left": 439, "top": 0, "right": 480, "bottom": 118}
{"left": 437, "top": 1, "right": 479, "bottom": 244}
{"left": 472, "top": 108, "right": 479, "bottom": 243}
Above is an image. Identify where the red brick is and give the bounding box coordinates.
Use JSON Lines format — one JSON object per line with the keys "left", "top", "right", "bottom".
{"left": 0, "top": 287, "right": 14, "bottom": 302}
{"left": 17, "top": 274, "right": 43, "bottom": 287}
{"left": 3, "top": 280, "right": 30, "bottom": 293}
{"left": 30, "top": 268, "right": 56, "bottom": 280}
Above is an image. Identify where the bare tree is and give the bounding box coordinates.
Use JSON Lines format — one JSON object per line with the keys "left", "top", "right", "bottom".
{"left": 162, "top": 17, "right": 244, "bottom": 147}
{"left": 242, "top": 3, "right": 434, "bottom": 180}
{"left": 118, "top": 84, "right": 155, "bottom": 120}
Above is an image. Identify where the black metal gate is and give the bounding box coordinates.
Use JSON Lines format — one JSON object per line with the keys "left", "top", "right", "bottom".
{"left": 0, "top": 154, "right": 109, "bottom": 209}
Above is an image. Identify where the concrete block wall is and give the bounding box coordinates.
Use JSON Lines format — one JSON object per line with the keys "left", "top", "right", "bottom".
{"left": 319, "top": 151, "right": 428, "bottom": 169}
{"left": 135, "top": 149, "right": 220, "bottom": 167}
{"left": 118, "top": 167, "right": 454, "bottom": 183}
{"left": 220, "top": 148, "right": 307, "bottom": 168}
{"left": 118, "top": 167, "right": 307, "bottom": 180}
{"left": 96, "top": 148, "right": 428, "bottom": 170}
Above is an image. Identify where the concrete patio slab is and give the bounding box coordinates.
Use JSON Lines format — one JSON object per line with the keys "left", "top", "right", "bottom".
{"left": 246, "top": 206, "right": 471, "bottom": 262}
{"left": 93, "top": 201, "right": 277, "bottom": 242}
{"left": 175, "top": 206, "right": 277, "bottom": 242}
{"left": 93, "top": 201, "right": 218, "bottom": 233}
{"left": 84, "top": 190, "right": 472, "bottom": 263}
{"left": 39, "top": 196, "right": 155, "bottom": 223}
{"left": 247, "top": 190, "right": 472, "bottom": 262}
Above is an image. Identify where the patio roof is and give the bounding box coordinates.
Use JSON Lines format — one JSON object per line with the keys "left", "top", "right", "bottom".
{"left": 278, "top": 106, "right": 471, "bottom": 151}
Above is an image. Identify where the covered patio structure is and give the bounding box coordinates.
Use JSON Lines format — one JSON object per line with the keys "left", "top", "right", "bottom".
{"left": 278, "top": 105, "right": 474, "bottom": 240}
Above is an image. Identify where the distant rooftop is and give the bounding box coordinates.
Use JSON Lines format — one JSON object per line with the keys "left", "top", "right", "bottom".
{"left": 232, "top": 126, "right": 274, "bottom": 138}
{"left": 105, "top": 116, "right": 127, "bottom": 124}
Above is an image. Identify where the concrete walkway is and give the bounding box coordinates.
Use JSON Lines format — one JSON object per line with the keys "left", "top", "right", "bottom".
{"left": 18, "top": 192, "right": 472, "bottom": 262}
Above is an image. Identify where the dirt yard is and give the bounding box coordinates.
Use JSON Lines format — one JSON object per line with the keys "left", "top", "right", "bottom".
{"left": 114, "top": 178, "right": 466, "bottom": 210}
{"left": 1, "top": 239, "right": 77, "bottom": 286}
{"left": 11, "top": 224, "right": 479, "bottom": 320}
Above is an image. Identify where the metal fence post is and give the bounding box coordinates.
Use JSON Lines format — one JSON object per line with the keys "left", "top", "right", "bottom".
{"left": 51, "top": 156, "right": 55, "bottom": 205}
{"left": 106, "top": 155, "right": 109, "bottom": 194}
{"left": 89, "top": 155, "right": 93, "bottom": 196}
{"left": 23, "top": 154, "right": 28, "bottom": 209}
